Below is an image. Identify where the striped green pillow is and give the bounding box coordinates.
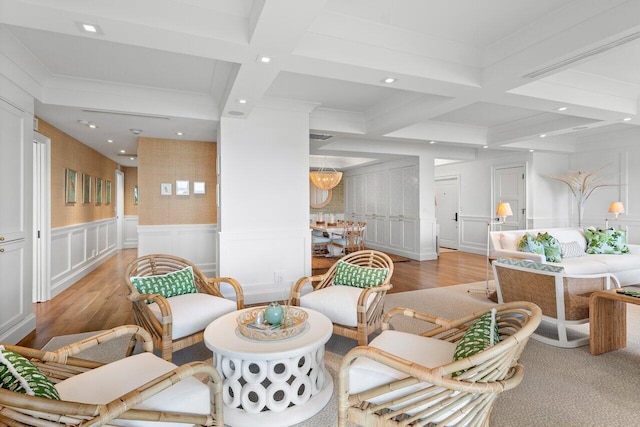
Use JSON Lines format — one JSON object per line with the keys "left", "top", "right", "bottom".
{"left": 131, "top": 266, "right": 197, "bottom": 301}
{"left": 334, "top": 260, "right": 389, "bottom": 288}
{"left": 0, "top": 346, "right": 60, "bottom": 400}
{"left": 452, "top": 308, "right": 500, "bottom": 377}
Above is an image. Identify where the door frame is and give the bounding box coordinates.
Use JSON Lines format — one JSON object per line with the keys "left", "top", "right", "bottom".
{"left": 33, "top": 131, "right": 51, "bottom": 302}
{"left": 435, "top": 175, "right": 460, "bottom": 250}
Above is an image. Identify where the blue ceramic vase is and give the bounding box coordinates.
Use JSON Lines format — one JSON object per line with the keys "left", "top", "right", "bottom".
{"left": 264, "top": 302, "right": 284, "bottom": 325}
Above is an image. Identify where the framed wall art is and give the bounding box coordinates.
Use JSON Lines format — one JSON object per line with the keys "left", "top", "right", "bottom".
{"left": 134, "top": 185, "right": 139, "bottom": 205}
{"left": 105, "top": 180, "right": 112, "bottom": 204}
{"left": 161, "top": 183, "right": 172, "bottom": 195}
{"left": 65, "top": 168, "right": 77, "bottom": 203}
{"left": 95, "top": 177, "right": 103, "bottom": 204}
{"left": 176, "top": 180, "right": 189, "bottom": 196}
{"left": 82, "top": 173, "right": 91, "bottom": 204}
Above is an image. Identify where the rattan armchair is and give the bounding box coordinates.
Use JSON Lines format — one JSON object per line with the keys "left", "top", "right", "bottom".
{"left": 125, "top": 254, "right": 244, "bottom": 361}
{"left": 291, "top": 250, "right": 393, "bottom": 346}
{"left": 338, "top": 301, "right": 542, "bottom": 427}
{"left": 0, "top": 325, "right": 223, "bottom": 427}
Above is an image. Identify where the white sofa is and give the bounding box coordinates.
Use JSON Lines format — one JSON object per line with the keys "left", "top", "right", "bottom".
{"left": 489, "top": 227, "right": 640, "bottom": 286}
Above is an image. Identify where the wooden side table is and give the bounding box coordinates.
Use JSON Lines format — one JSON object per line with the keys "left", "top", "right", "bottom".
{"left": 589, "top": 289, "right": 636, "bottom": 355}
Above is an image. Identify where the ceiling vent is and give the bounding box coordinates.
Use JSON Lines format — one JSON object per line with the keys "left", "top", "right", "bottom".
{"left": 523, "top": 31, "right": 640, "bottom": 79}
{"left": 309, "top": 133, "right": 333, "bottom": 141}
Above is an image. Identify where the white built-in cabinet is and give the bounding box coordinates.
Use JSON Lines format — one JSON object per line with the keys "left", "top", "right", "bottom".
{"left": 345, "top": 162, "right": 418, "bottom": 257}
{"left": 0, "top": 95, "right": 34, "bottom": 343}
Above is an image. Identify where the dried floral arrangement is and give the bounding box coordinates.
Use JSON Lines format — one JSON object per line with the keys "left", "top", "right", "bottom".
{"left": 548, "top": 165, "right": 622, "bottom": 226}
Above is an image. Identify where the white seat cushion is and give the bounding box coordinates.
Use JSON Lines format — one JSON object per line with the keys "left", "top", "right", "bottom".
{"left": 148, "top": 293, "right": 237, "bottom": 339}
{"left": 56, "top": 353, "right": 210, "bottom": 427}
{"left": 300, "top": 285, "right": 376, "bottom": 327}
{"left": 349, "top": 330, "right": 459, "bottom": 420}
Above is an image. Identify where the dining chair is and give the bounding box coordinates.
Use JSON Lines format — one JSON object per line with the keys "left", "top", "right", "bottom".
{"left": 329, "top": 221, "right": 367, "bottom": 254}
{"left": 291, "top": 249, "right": 393, "bottom": 345}
{"left": 0, "top": 325, "right": 223, "bottom": 426}
{"left": 125, "top": 254, "right": 244, "bottom": 361}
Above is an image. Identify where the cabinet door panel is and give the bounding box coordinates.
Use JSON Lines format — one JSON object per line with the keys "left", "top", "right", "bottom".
{"left": 0, "top": 100, "right": 25, "bottom": 242}
{"left": 389, "top": 169, "right": 403, "bottom": 217}
{"left": 389, "top": 219, "right": 404, "bottom": 249}
{"left": 0, "top": 240, "right": 26, "bottom": 333}
{"left": 402, "top": 166, "right": 418, "bottom": 218}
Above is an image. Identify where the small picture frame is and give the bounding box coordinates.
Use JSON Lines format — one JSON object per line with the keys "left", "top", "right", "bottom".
{"left": 176, "top": 180, "right": 190, "bottom": 196}
{"left": 134, "top": 186, "right": 139, "bottom": 205}
{"left": 65, "top": 169, "right": 77, "bottom": 203}
{"left": 161, "top": 183, "right": 172, "bottom": 195}
{"left": 194, "top": 181, "right": 206, "bottom": 194}
{"left": 105, "top": 180, "right": 112, "bottom": 204}
{"left": 95, "top": 178, "right": 103, "bottom": 204}
{"left": 82, "top": 173, "right": 91, "bottom": 204}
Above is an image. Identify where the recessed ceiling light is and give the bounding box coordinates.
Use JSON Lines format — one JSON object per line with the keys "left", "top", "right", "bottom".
{"left": 259, "top": 56, "right": 271, "bottom": 63}
{"left": 106, "top": 139, "right": 113, "bottom": 143}
{"left": 557, "top": 107, "right": 567, "bottom": 111}
{"left": 130, "top": 157, "right": 135, "bottom": 161}
{"left": 238, "top": 99, "right": 247, "bottom": 104}
{"left": 540, "top": 134, "right": 546, "bottom": 138}
{"left": 88, "top": 123, "right": 97, "bottom": 129}
{"left": 429, "top": 140, "right": 436, "bottom": 144}
{"left": 383, "top": 77, "right": 397, "bottom": 84}
{"left": 130, "top": 129, "right": 142, "bottom": 135}
{"left": 75, "top": 21, "right": 103, "bottom": 35}
{"left": 529, "top": 149, "right": 535, "bottom": 152}
{"left": 483, "top": 145, "right": 489, "bottom": 149}
{"left": 120, "top": 150, "right": 126, "bottom": 153}
{"left": 177, "top": 132, "right": 183, "bottom": 136}
{"left": 623, "top": 117, "right": 632, "bottom": 121}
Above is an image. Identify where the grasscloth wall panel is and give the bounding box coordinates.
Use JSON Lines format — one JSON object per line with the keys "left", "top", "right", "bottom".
{"left": 138, "top": 137, "right": 216, "bottom": 225}
{"left": 39, "top": 119, "right": 119, "bottom": 228}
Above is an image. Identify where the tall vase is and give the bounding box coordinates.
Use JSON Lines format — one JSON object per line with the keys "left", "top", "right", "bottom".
{"left": 578, "top": 200, "right": 584, "bottom": 227}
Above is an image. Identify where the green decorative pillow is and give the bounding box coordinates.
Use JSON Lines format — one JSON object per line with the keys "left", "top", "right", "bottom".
{"left": 333, "top": 260, "right": 389, "bottom": 288}
{"left": 535, "top": 232, "right": 562, "bottom": 263}
{"left": 584, "top": 227, "right": 630, "bottom": 255}
{"left": 131, "top": 266, "right": 197, "bottom": 301}
{"left": 452, "top": 309, "right": 500, "bottom": 377}
{"left": 517, "top": 233, "right": 545, "bottom": 256}
{"left": 0, "top": 346, "right": 60, "bottom": 399}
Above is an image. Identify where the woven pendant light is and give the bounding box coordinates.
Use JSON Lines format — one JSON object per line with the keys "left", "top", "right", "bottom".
{"left": 309, "top": 168, "right": 342, "bottom": 190}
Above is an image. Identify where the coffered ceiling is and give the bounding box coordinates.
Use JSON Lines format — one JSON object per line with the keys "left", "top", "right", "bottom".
{"left": 1, "top": 0, "right": 638, "bottom": 168}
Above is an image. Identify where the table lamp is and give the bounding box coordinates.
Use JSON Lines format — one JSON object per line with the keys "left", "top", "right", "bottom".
{"left": 606, "top": 201, "right": 624, "bottom": 228}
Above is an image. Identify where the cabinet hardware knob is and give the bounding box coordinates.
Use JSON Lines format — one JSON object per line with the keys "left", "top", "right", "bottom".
{"left": 0, "top": 236, "right": 4, "bottom": 241}
{"left": 0, "top": 248, "right": 4, "bottom": 253}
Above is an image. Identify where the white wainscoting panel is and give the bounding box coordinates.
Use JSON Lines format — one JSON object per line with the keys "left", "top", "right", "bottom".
{"left": 137, "top": 224, "right": 218, "bottom": 277}
{"left": 218, "top": 228, "right": 312, "bottom": 305}
{"left": 459, "top": 215, "right": 490, "bottom": 255}
{"left": 50, "top": 218, "right": 117, "bottom": 299}
{"left": 123, "top": 215, "right": 138, "bottom": 248}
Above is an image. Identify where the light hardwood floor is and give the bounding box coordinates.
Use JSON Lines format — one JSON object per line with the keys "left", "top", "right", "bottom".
{"left": 18, "top": 248, "right": 490, "bottom": 349}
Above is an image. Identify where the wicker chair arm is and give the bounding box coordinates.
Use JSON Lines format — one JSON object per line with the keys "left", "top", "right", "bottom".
{"left": 96, "top": 361, "right": 223, "bottom": 426}
{"left": 382, "top": 307, "right": 455, "bottom": 331}
{"left": 127, "top": 293, "right": 172, "bottom": 316}
{"left": 290, "top": 274, "right": 328, "bottom": 305}
{"left": 339, "top": 345, "right": 521, "bottom": 397}
{"left": 356, "top": 284, "right": 392, "bottom": 306}
{"left": 207, "top": 277, "right": 245, "bottom": 309}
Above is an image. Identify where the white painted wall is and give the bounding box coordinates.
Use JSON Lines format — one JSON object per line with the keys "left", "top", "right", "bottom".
{"left": 123, "top": 215, "right": 138, "bottom": 248}
{"left": 218, "top": 105, "right": 313, "bottom": 304}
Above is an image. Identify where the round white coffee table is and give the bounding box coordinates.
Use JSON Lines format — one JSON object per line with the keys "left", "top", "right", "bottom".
{"left": 203, "top": 307, "right": 333, "bottom": 427}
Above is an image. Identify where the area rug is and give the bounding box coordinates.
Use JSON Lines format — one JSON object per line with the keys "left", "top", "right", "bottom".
{"left": 43, "top": 282, "right": 640, "bottom": 427}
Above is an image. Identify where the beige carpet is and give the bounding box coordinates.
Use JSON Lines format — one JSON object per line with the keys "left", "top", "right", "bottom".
{"left": 43, "top": 282, "right": 640, "bottom": 427}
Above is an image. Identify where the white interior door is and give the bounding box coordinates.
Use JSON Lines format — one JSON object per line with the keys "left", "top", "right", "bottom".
{"left": 493, "top": 165, "right": 526, "bottom": 230}
{"left": 435, "top": 177, "right": 459, "bottom": 249}
{"left": 32, "top": 131, "right": 51, "bottom": 302}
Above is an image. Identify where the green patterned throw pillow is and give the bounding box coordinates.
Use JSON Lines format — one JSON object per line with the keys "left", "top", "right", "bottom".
{"left": 517, "top": 233, "right": 545, "bottom": 256}
{"left": 131, "top": 266, "right": 197, "bottom": 301}
{"left": 452, "top": 309, "right": 500, "bottom": 377}
{"left": 584, "top": 227, "right": 629, "bottom": 255}
{"left": 535, "top": 232, "right": 562, "bottom": 263}
{"left": 334, "top": 260, "right": 389, "bottom": 288}
{"left": 0, "top": 346, "right": 60, "bottom": 399}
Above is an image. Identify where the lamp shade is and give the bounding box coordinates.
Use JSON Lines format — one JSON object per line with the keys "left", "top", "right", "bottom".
{"left": 496, "top": 202, "right": 513, "bottom": 217}
{"left": 309, "top": 170, "right": 343, "bottom": 190}
{"left": 608, "top": 202, "right": 625, "bottom": 214}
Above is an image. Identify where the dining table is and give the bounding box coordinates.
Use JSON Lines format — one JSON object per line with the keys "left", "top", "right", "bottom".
{"left": 310, "top": 221, "right": 346, "bottom": 256}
